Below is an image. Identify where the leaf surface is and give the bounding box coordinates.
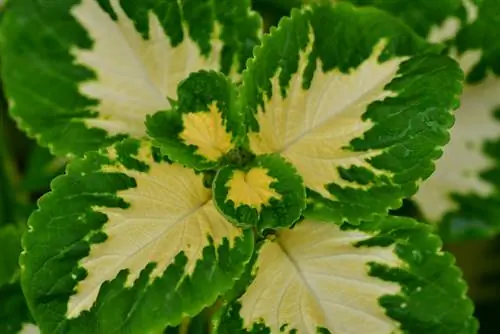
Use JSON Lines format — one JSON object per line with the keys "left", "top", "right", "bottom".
{"left": 0, "top": 0, "right": 261, "bottom": 156}
{"left": 327, "top": 0, "right": 500, "bottom": 242}
{"left": 241, "top": 3, "right": 463, "bottom": 223}
{"left": 404, "top": 0, "right": 500, "bottom": 239}
{"left": 213, "top": 154, "right": 306, "bottom": 231}
{"left": 146, "top": 70, "right": 242, "bottom": 170}
{"left": 21, "top": 139, "right": 254, "bottom": 333}
{"left": 218, "top": 216, "right": 476, "bottom": 334}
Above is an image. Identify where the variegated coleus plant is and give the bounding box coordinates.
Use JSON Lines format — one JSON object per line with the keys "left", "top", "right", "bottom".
{"left": 0, "top": 0, "right": 479, "bottom": 333}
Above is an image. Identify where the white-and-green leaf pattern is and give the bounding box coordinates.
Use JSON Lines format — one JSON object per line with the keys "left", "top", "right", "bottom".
{"left": 21, "top": 139, "right": 254, "bottom": 333}
{"left": 7, "top": 1, "right": 479, "bottom": 333}
{"left": 217, "top": 216, "right": 477, "bottom": 334}
{"left": 0, "top": 0, "right": 262, "bottom": 156}
{"left": 240, "top": 3, "right": 462, "bottom": 224}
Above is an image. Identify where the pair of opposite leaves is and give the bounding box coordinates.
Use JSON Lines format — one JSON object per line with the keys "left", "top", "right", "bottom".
{"left": 0, "top": 0, "right": 475, "bottom": 333}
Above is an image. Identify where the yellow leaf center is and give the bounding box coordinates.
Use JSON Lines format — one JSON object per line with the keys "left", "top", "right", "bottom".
{"left": 180, "top": 102, "right": 234, "bottom": 161}
{"left": 226, "top": 167, "right": 282, "bottom": 211}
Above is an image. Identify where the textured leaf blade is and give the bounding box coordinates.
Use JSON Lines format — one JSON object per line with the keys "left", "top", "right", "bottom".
{"left": 241, "top": 3, "right": 463, "bottom": 224}
{"left": 405, "top": 0, "right": 500, "bottom": 239}
{"left": 0, "top": 0, "right": 261, "bottom": 156}
{"left": 21, "top": 139, "right": 254, "bottom": 333}
{"left": 146, "top": 70, "right": 242, "bottom": 170}
{"left": 217, "top": 216, "right": 476, "bottom": 334}
{"left": 334, "top": 0, "right": 500, "bottom": 242}
{"left": 213, "top": 154, "right": 306, "bottom": 231}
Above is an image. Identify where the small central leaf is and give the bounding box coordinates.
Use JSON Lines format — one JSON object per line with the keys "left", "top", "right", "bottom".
{"left": 147, "top": 70, "right": 242, "bottom": 170}
{"left": 226, "top": 167, "right": 282, "bottom": 211}
{"left": 213, "top": 154, "right": 306, "bottom": 232}
{"left": 180, "top": 101, "right": 235, "bottom": 161}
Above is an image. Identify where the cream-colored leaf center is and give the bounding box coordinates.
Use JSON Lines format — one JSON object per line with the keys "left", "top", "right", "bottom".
{"left": 414, "top": 50, "right": 500, "bottom": 221}
{"left": 180, "top": 102, "right": 235, "bottom": 161}
{"left": 248, "top": 37, "right": 406, "bottom": 198}
{"left": 226, "top": 167, "right": 282, "bottom": 211}
{"left": 71, "top": 0, "right": 222, "bottom": 137}
{"left": 238, "top": 220, "right": 401, "bottom": 333}
{"left": 66, "top": 148, "right": 241, "bottom": 318}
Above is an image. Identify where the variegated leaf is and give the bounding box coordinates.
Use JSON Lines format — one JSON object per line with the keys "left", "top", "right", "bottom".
{"left": 213, "top": 154, "right": 306, "bottom": 231}
{"left": 217, "top": 216, "right": 476, "bottom": 334}
{"left": 323, "top": 0, "right": 500, "bottom": 242}
{"left": 241, "top": 3, "right": 463, "bottom": 224}
{"left": 146, "top": 70, "right": 243, "bottom": 171}
{"left": 408, "top": 0, "right": 500, "bottom": 240}
{"left": 0, "top": 0, "right": 261, "bottom": 156}
{"left": 21, "top": 139, "right": 254, "bottom": 333}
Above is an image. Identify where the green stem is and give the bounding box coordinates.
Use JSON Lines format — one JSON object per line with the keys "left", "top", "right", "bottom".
{"left": 179, "top": 317, "right": 190, "bottom": 334}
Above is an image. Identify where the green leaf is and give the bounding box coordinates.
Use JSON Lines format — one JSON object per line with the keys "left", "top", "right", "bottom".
{"left": 213, "top": 154, "right": 306, "bottom": 232}
{"left": 345, "top": 0, "right": 470, "bottom": 41}
{"left": 21, "top": 139, "right": 254, "bottom": 333}
{"left": 146, "top": 70, "right": 242, "bottom": 171}
{"left": 240, "top": 2, "right": 463, "bottom": 224}
{"left": 409, "top": 0, "right": 500, "bottom": 240}
{"left": 217, "top": 216, "right": 477, "bottom": 334}
{"left": 258, "top": 0, "right": 471, "bottom": 42}
{"left": 0, "top": 225, "right": 22, "bottom": 287}
{"left": 0, "top": 0, "right": 262, "bottom": 157}
{"left": 0, "top": 282, "right": 39, "bottom": 334}
{"left": 307, "top": 1, "right": 500, "bottom": 241}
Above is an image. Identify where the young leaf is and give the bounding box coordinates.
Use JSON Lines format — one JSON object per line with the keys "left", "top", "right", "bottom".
{"left": 0, "top": 0, "right": 262, "bottom": 156}
{"left": 241, "top": 3, "right": 463, "bottom": 224}
{"left": 146, "top": 70, "right": 242, "bottom": 171}
{"left": 21, "top": 139, "right": 254, "bottom": 333}
{"left": 217, "top": 216, "right": 476, "bottom": 333}
{"left": 213, "top": 154, "right": 306, "bottom": 231}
